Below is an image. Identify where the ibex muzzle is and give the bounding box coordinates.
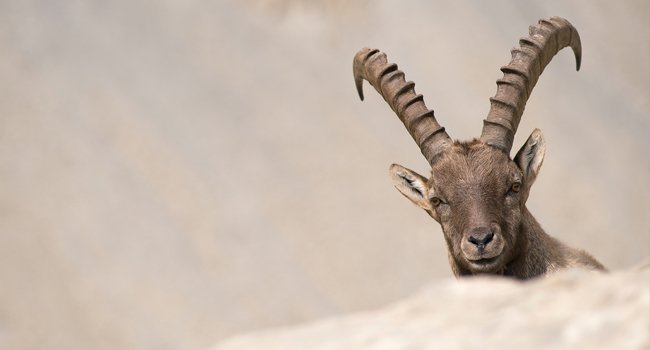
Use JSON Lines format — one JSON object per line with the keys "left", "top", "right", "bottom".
{"left": 354, "top": 17, "right": 605, "bottom": 278}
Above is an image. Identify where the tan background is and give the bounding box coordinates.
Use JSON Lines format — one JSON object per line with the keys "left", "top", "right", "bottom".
{"left": 0, "top": 1, "right": 648, "bottom": 349}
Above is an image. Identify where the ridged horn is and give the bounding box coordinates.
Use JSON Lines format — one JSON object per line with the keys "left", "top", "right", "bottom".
{"left": 353, "top": 47, "right": 451, "bottom": 165}
{"left": 480, "top": 16, "right": 582, "bottom": 152}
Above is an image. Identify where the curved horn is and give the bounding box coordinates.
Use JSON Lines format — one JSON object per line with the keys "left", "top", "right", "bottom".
{"left": 354, "top": 48, "right": 451, "bottom": 164}
{"left": 480, "top": 16, "right": 582, "bottom": 152}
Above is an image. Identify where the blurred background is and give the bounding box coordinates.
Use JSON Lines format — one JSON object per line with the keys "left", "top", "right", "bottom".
{"left": 0, "top": 0, "right": 648, "bottom": 349}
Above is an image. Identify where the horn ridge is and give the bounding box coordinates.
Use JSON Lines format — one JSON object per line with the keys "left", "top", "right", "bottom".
{"left": 480, "top": 17, "right": 582, "bottom": 152}
{"left": 353, "top": 47, "right": 451, "bottom": 164}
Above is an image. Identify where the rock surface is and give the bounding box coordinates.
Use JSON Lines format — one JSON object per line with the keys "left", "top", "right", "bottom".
{"left": 213, "top": 264, "right": 649, "bottom": 350}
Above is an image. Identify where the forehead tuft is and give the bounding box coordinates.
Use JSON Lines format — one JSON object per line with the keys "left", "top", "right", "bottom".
{"left": 429, "top": 140, "right": 518, "bottom": 185}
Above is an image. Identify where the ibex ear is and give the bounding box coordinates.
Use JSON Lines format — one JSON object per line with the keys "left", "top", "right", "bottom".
{"left": 389, "top": 164, "right": 432, "bottom": 212}
{"left": 514, "top": 128, "right": 546, "bottom": 188}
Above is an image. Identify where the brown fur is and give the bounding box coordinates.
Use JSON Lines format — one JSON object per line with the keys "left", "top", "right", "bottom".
{"left": 390, "top": 139, "right": 605, "bottom": 279}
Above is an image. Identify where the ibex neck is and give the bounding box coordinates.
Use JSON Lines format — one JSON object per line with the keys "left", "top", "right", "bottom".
{"left": 502, "top": 208, "right": 560, "bottom": 279}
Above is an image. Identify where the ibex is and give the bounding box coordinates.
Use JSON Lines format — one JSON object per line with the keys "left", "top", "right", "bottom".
{"left": 353, "top": 17, "right": 605, "bottom": 279}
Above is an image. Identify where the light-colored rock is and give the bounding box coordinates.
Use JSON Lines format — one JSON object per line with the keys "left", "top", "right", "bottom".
{"left": 213, "top": 264, "right": 649, "bottom": 350}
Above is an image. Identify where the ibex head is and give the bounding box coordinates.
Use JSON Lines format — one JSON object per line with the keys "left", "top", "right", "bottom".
{"left": 354, "top": 17, "right": 585, "bottom": 276}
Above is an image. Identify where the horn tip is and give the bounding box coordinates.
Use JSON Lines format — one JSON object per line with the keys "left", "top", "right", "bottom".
{"left": 574, "top": 49, "right": 582, "bottom": 71}
{"left": 355, "top": 77, "right": 365, "bottom": 100}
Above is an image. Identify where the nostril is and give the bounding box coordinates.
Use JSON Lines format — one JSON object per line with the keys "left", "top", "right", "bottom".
{"left": 484, "top": 231, "right": 494, "bottom": 244}
{"left": 468, "top": 227, "right": 494, "bottom": 247}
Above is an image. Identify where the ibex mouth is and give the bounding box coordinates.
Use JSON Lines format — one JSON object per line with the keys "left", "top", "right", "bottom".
{"left": 465, "top": 253, "right": 503, "bottom": 272}
{"left": 469, "top": 256, "right": 499, "bottom": 265}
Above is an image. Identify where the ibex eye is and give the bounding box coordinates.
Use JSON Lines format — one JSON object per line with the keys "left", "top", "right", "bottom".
{"left": 510, "top": 182, "right": 522, "bottom": 193}
{"left": 431, "top": 197, "right": 442, "bottom": 207}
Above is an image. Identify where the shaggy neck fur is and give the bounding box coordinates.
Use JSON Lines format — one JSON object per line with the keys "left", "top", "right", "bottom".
{"left": 449, "top": 209, "right": 605, "bottom": 279}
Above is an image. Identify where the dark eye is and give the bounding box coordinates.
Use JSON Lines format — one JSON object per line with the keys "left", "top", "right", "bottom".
{"left": 510, "top": 182, "right": 522, "bottom": 193}
{"left": 431, "top": 197, "right": 442, "bottom": 207}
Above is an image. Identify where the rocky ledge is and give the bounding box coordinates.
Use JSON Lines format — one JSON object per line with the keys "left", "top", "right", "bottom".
{"left": 212, "top": 263, "right": 649, "bottom": 350}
